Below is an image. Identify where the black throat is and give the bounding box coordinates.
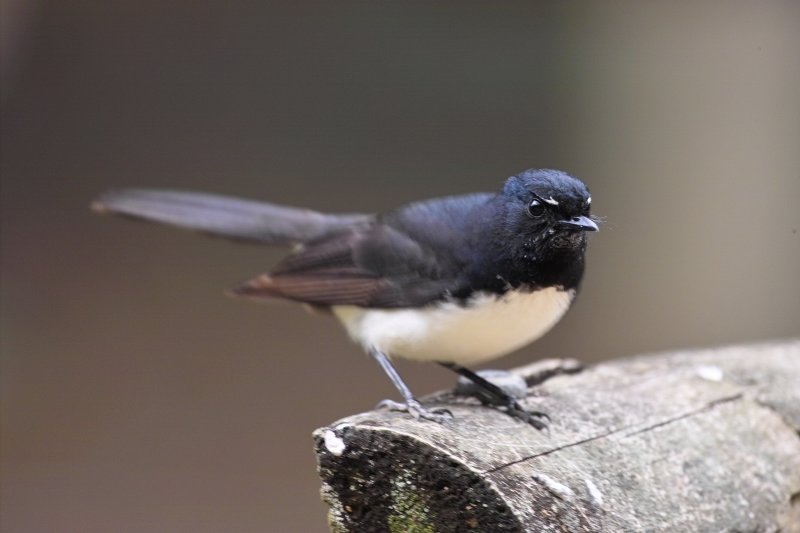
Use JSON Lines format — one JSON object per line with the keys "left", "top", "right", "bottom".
{"left": 459, "top": 197, "right": 587, "bottom": 298}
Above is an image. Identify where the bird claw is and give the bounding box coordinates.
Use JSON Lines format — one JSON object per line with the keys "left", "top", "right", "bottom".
{"left": 377, "top": 398, "right": 454, "bottom": 423}
{"left": 505, "top": 400, "right": 550, "bottom": 430}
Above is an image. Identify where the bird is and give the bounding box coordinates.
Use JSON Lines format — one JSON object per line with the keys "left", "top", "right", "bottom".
{"left": 92, "top": 168, "right": 598, "bottom": 429}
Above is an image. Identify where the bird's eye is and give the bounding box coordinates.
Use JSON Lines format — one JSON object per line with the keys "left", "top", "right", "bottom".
{"left": 527, "top": 199, "right": 546, "bottom": 218}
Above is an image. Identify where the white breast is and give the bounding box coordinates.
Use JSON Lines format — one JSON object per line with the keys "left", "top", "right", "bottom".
{"left": 332, "top": 287, "right": 575, "bottom": 365}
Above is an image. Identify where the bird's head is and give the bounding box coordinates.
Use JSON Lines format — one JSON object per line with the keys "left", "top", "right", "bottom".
{"left": 500, "top": 169, "right": 598, "bottom": 259}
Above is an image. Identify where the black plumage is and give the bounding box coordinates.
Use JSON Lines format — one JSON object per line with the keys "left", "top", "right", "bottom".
{"left": 232, "top": 169, "right": 594, "bottom": 308}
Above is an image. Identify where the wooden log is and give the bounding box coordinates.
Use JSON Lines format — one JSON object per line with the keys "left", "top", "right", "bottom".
{"left": 314, "top": 341, "right": 800, "bottom": 532}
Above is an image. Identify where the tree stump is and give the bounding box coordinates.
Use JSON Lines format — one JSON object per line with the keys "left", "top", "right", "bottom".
{"left": 314, "top": 341, "right": 800, "bottom": 532}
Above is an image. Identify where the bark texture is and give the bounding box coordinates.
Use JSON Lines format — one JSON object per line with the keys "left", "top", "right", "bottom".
{"left": 315, "top": 341, "right": 800, "bottom": 532}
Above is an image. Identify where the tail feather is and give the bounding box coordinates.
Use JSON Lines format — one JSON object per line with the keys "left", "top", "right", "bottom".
{"left": 92, "top": 188, "right": 369, "bottom": 245}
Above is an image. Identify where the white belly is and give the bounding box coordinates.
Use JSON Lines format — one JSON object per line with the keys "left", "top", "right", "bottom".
{"left": 332, "top": 287, "right": 575, "bottom": 365}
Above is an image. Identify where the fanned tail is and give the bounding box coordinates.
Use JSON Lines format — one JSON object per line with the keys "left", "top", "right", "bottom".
{"left": 92, "top": 188, "right": 369, "bottom": 245}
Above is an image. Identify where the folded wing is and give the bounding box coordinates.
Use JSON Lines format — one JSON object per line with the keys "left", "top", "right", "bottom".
{"left": 233, "top": 222, "right": 466, "bottom": 308}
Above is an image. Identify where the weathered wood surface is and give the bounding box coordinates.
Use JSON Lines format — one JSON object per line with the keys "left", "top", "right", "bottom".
{"left": 314, "top": 341, "right": 800, "bottom": 532}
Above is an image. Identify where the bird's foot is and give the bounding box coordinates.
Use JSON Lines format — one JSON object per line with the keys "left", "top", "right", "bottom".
{"left": 503, "top": 400, "right": 550, "bottom": 431}
{"left": 377, "top": 398, "right": 453, "bottom": 424}
{"left": 448, "top": 366, "right": 550, "bottom": 430}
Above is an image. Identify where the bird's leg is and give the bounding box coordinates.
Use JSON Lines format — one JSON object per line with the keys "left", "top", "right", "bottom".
{"left": 371, "top": 348, "right": 452, "bottom": 423}
{"left": 438, "top": 362, "right": 549, "bottom": 430}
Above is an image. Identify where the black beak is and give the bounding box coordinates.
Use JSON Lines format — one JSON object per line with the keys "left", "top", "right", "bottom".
{"left": 557, "top": 215, "right": 599, "bottom": 232}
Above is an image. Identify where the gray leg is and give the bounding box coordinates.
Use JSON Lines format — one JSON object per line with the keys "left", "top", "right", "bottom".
{"left": 439, "top": 362, "right": 549, "bottom": 430}
{"left": 370, "top": 347, "right": 452, "bottom": 423}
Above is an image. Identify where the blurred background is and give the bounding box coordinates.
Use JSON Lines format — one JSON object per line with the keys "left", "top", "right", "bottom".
{"left": 2, "top": 1, "right": 798, "bottom": 531}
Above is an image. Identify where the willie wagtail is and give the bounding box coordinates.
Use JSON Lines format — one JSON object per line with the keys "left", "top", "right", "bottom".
{"left": 93, "top": 168, "right": 598, "bottom": 429}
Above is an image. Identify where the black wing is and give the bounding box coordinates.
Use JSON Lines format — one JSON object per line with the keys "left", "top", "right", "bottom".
{"left": 233, "top": 194, "right": 494, "bottom": 308}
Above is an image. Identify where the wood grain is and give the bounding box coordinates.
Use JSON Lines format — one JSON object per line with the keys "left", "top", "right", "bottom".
{"left": 314, "top": 341, "right": 800, "bottom": 532}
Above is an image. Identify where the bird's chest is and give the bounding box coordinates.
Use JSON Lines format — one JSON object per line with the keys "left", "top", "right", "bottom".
{"left": 333, "top": 287, "right": 575, "bottom": 365}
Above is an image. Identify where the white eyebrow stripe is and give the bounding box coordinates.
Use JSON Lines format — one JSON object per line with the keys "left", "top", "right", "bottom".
{"left": 542, "top": 196, "right": 559, "bottom": 206}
